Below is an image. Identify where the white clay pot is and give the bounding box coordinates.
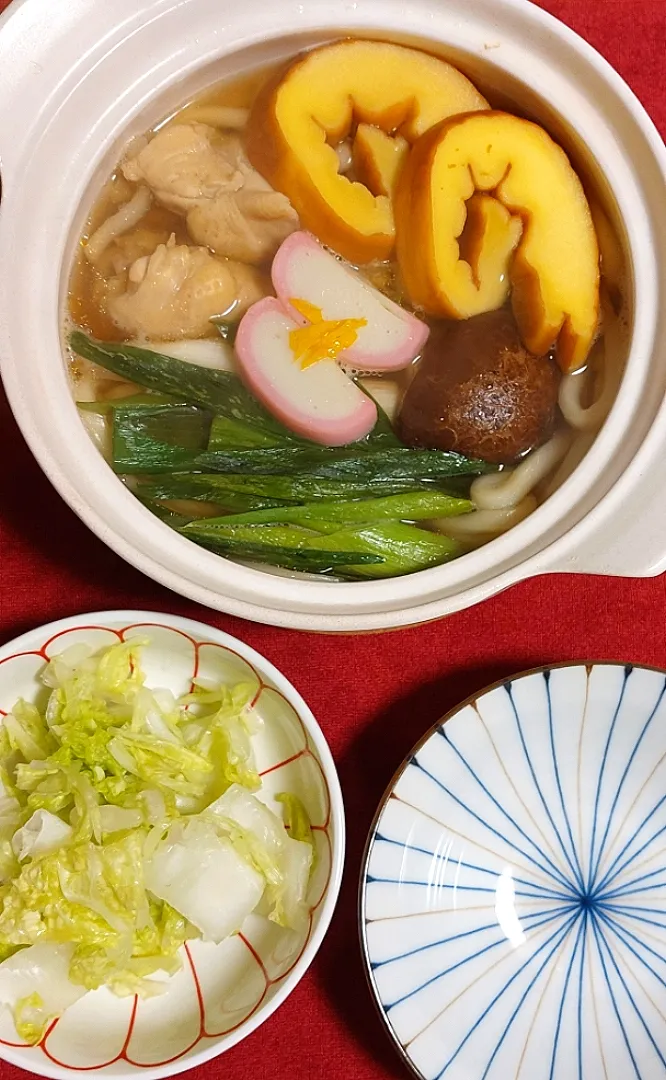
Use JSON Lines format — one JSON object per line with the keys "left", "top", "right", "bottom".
{"left": 0, "top": 0, "right": 665, "bottom": 631}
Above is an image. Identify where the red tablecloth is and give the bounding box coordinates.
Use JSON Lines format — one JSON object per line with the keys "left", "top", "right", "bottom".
{"left": 0, "top": 1, "right": 665, "bottom": 1077}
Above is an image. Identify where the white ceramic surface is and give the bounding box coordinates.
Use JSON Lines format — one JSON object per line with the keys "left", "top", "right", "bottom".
{"left": 0, "top": 611, "right": 344, "bottom": 1079}
{"left": 361, "top": 663, "right": 666, "bottom": 1080}
{"left": 0, "top": 0, "right": 666, "bottom": 631}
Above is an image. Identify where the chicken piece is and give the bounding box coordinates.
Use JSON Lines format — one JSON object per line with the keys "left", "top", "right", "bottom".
{"left": 108, "top": 235, "right": 267, "bottom": 340}
{"left": 122, "top": 123, "right": 244, "bottom": 210}
{"left": 122, "top": 123, "right": 298, "bottom": 264}
{"left": 187, "top": 187, "right": 299, "bottom": 264}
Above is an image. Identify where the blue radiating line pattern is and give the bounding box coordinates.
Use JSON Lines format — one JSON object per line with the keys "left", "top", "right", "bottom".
{"left": 362, "top": 665, "right": 666, "bottom": 1080}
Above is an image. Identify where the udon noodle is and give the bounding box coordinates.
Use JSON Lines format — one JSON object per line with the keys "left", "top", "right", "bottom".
{"left": 166, "top": 104, "right": 250, "bottom": 131}
{"left": 84, "top": 187, "right": 152, "bottom": 265}
{"left": 558, "top": 297, "right": 624, "bottom": 433}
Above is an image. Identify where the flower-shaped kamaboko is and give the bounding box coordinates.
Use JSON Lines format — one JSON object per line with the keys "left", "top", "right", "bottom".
{"left": 235, "top": 232, "right": 429, "bottom": 445}
{"left": 0, "top": 618, "right": 338, "bottom": 1075}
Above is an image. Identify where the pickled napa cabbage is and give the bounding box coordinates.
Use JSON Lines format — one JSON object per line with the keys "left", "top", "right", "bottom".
{"left": 0, "top": 639, "right": 314, "bottom": 1042}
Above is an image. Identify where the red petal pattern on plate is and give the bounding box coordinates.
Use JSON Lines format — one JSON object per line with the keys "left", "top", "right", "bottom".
{"left": 0, "top": 622, "right": 334, "bottom": 1071}
{"left": 40, "top": 997, "right": 138, "bottom": 1071}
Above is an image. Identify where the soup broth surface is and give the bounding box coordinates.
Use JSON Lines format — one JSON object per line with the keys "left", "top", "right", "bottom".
{"left": 65, "top": 38, "right": 629, "bottom": 581}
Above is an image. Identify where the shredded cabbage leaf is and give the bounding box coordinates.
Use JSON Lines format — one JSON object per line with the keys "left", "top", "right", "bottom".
{"left": 205, "top": 785, "right": 313, "bottom": 931}
{"left": 275, "top": 792, "right": 315, "bottom": 848}
{"left": 0, "top": 943, "right": 87, "bottom": 1043}
{"left": 0, "top": 639, "right": 312, "bottom": 1042}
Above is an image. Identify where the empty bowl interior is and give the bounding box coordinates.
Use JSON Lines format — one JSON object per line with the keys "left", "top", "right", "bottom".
{"left": 360, "top": 662, "right": 666, "bottom": 1080}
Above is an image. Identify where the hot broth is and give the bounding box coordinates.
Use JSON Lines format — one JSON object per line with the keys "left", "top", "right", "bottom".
{"left": 65, "top": 38, "right": 628, "bottom": 579}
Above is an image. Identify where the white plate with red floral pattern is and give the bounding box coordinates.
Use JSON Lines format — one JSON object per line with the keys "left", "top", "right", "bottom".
{"left": 0, "top": 611, "right": 344, "bottom": 1079}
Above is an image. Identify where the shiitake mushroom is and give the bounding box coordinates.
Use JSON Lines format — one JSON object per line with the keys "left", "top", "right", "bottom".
{"left": 396, "top": 308, "right": 561, "bottom": 464}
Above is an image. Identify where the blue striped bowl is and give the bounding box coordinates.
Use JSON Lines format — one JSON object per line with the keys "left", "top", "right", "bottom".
{"left": 360, "top": 663, "right": 666, "bottom": 1080}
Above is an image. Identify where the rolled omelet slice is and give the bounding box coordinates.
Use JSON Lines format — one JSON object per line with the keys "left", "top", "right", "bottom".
{"left": 246, "top": 39, "right": 489, "bottom": 263}
{"left": 395, "top": 111, "right": 600, "bottom": 372}
{"left": 352, "top": 124, "right": 409, "bottom": 198}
